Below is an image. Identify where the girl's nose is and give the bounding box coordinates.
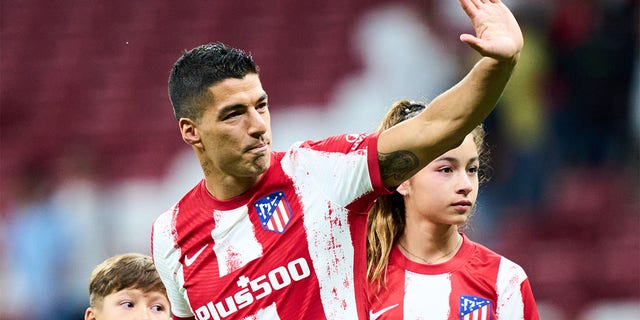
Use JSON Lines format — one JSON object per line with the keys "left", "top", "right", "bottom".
{"left": 457, "top": 173, "right": 473, "bottom": 195}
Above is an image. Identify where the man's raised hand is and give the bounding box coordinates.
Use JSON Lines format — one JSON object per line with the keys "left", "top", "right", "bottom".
{"left": 458, "top": 0, "right": 524, "bottom": 62}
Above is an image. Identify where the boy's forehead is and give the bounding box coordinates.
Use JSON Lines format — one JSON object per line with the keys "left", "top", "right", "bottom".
{"left": 107, "top": 288, "right": 169, "bottom": 301}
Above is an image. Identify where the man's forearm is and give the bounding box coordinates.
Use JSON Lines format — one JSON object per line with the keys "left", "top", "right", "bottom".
{"left": 377, "top": 0, "right": 523, "bottom": 188}
{"left": 425, "top": 55, "right": 518, "bottom": 152}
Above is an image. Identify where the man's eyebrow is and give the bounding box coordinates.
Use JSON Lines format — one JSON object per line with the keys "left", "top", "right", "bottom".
{"left": 219, "top": 103, "right": 243, "bottom": 115}
{"left": 219, "top": 94, "right": 268, "bottom": 115}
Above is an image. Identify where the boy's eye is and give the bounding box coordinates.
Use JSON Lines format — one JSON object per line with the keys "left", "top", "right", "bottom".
{"left": 121, "top": 301, "right": 134, "bottom": 308}
{"left": 152, "top": 304, "right": 166, "bottom": 312}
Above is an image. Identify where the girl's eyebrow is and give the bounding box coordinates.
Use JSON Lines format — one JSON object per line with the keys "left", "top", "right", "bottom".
{"left": 435, "top": 156, "right": 479, "bottom": 164}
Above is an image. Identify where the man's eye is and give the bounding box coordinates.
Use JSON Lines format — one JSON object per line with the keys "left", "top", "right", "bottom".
{"left": 224, "top": 111, "right": 241, "bottom": 120}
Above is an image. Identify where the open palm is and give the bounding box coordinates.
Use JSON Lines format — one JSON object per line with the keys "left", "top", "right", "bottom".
{"left": 458, "top": 0, "right": 524, "bottom": 61}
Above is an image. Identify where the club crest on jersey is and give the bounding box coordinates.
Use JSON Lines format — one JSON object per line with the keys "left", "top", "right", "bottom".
{"left": 254, "top": 191, "right": 293, "bottom": 234}
{"left": 459, "top": 295, "right": 492, "bottom": 320}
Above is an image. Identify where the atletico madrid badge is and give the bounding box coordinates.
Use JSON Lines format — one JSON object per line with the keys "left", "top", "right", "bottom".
{"left": 254, "top": 191, "right": 293, "bottom": 234}
{"left": 459, "top": 295, "right": 492, "bottom": 320}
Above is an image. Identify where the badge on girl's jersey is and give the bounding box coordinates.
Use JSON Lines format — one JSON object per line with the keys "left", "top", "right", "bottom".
{"left": 460, "top": 295, "right": 493, "bottom": 320}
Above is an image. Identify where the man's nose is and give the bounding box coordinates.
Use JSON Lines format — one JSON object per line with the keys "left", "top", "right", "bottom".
{"left": 247, "top": 108, "right": 267, "bottom": 136}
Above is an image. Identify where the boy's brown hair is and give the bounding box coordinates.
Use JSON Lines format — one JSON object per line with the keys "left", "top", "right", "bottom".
{"left": 88, "top": 253, "right": 168, "bottom": 308}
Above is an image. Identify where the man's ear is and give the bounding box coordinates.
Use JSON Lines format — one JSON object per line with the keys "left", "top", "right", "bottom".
{"left": 179, "top": 118, "right": 201, "bottom": 147}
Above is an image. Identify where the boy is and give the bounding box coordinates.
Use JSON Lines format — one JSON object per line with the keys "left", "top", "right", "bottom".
{"left": 85, "top": 253, "right": 171, "bottom": 320}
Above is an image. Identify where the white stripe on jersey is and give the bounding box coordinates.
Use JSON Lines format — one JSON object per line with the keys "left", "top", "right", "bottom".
{"left": 496, "top": 257, "right": 527, "bottom": 319}
{"left": 286, "top": 141, "right": 373, "bottom": 208}
{"left": 404, "top": 271, "right": 452, "bottom": 319}
{"left": 281, "top": 146, "right": 373, "bottom": 319}
{"left": 211, "top": 206, "right": 263, "bottom": 276}
{"left": 152, "top": 204, "right": 192, "bottom": 318}
{"left": 245, "top": 302, "right": 281, "bottom": 320}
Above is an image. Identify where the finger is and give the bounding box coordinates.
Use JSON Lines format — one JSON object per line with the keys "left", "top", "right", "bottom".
{"left": 459, "top": 34, "right": 482, "bottom": 51}
{"left": 458, "top": 0, "right": 477, "bottom": 13}
{"left": 459, "top": 34, "right": 476, "bottom": 44}
{"left": 458, "top": 0, "right": 476, "bottom": 15}
{"left": 468, "top": 0, "right": 484, "bottom": 8}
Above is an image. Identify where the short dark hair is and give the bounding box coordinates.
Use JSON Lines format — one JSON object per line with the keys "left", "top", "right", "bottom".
{"left": 168, "top": 42, "right": 259, "bottom": 121}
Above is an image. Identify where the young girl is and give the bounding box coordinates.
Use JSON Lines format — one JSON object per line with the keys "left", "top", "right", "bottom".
{"left": 367, "top": 100, "right": 539, "bottom": 319}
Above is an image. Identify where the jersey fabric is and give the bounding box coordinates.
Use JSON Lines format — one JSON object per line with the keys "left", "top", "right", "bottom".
{"left": 152, "top": 133, "right": 389, "bottom": 320}
{"left": 367, "top": 234, "right": 539, "bottom": 320}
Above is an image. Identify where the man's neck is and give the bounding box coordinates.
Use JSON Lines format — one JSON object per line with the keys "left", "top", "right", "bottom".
{"left": 204, "top": 175, "right": 261, "bottom": 201}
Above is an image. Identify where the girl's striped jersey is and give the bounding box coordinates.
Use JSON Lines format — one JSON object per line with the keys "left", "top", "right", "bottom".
{"left": 367, "top": 233, "right": 539, "bottom": 320}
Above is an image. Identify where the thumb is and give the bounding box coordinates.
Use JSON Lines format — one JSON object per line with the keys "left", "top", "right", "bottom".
{"left": 459, "top": 33, "right": 483, "bottom": 53}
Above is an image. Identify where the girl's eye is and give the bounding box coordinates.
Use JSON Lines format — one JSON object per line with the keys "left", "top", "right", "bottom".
{"left": 468, "top": 166, "right": 478, "bottom": 174}
{"left": 440, "top": 167, "right": 453, "bottom": 173}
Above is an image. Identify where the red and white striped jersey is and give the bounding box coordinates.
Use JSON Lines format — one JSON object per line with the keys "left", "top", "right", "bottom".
{"left": 367, "top": 234, "right": 539, "bottom": 320}
{"left": 152, "top": 133, "right": 389, "bottom": 320}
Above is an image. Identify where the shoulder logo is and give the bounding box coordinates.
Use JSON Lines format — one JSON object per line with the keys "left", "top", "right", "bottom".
{"left": 370, "top": 304, "right": 399, "bottom": 320}
{"left": 459, "top": 295, "right": 493, "bottom": 320}
{"left": 254, "top": 191, "right": 293, "bottom": 234}
{"left": 184, "top": 244, "right": 209, "bottom": 267}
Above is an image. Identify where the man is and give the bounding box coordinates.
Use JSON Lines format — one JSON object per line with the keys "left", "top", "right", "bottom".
{"left": 151, "top": 0, "right": 523, "bottom": 319}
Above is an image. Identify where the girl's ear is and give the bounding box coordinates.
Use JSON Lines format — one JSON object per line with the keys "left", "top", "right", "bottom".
{"left": 396, "top": 180, "right": 410, "bottom": 197}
